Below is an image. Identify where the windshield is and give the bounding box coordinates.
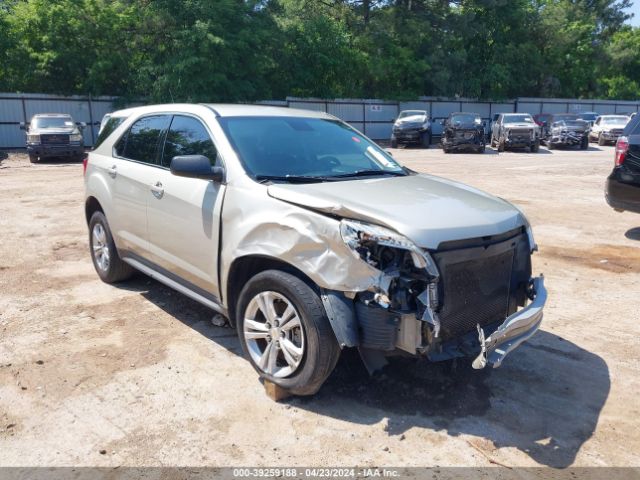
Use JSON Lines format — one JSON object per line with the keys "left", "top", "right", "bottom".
{"left": 503, "top": 114, "right": 534, "bottom": 123}
{"left": 555, "top": 120, "right": 586, "bottom": 127}
{"left": 398, "top": 110, "right": 426, "bottom": 119}
{"left": 32, "top": 116, "right": 74, "bottom": 129}
{"left": 450, "top": 113, "right": 481, "bottom": 124}
{"left": 219, "top": 116, "right": 407, "bottom": 182}
{"left": 553, "top": 114, "right": 580, "bottom": 122}
{"left": 577, "top": 113, "right": 598, "bottom": 121}
{"left": 601, "top": 116, "right": 629, "bottom": 126}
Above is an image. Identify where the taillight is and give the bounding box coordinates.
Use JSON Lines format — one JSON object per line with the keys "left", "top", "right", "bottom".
{"left": 615, "top": 136, "right": 629, "bottom": 166}
{"left": 82, "top": 155, "right": 88, "bottom": 175}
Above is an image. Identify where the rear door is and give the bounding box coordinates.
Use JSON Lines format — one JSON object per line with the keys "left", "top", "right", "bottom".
{"left": 111, "top": 114, "right": 171, "bottom": 258}
{"left": 146, "top": 114, "right": 226, "bottom": 299}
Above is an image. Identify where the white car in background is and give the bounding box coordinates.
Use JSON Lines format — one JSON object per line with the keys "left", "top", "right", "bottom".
{"left": 589, "top": 115, "right": 630, "bottom": 145}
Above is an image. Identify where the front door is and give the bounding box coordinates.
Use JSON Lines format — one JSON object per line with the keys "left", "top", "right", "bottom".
{"left": 146, "top": 115, "right": 225, "bottom": 299}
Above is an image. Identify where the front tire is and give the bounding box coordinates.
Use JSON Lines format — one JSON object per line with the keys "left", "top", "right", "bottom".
{"left": 29, "top": 153, "right": 38, "bottom": 163}
{"left": 497, "top": 136, "right": 505, "bottom": 152}
{"left": 531, "top": 140, "right": 540, "bottom": 153}
{"left": 581, "top": 136, "right": 589, "bottom": 150}
{"left": 390, "top": 136, "right": 398, "bottom": 148}
{"left": 598, "top": 134, "right": 606, "bottom": 146}
{"left": 421, "top": 131, "right": 432, "bottom": 148}
{"left": 236, "top": 270, "right": 340, "bottom": 396}
{"left": 89, "top": 211, "right": 134, "bottom": 283}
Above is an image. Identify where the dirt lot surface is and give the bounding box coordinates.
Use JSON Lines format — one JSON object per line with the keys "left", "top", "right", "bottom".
{"left": 1, "top": 145, "right": 639, "bottom": 469}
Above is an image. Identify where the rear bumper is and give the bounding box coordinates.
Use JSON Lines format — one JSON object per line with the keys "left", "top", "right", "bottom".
{"left": 472, "top": 275, "right": 546, "bottom": 369}
{"left": 27, "top": 143, "right": 84, "bottom": 158}
{"left": 606, "top": 175, "right": 640, "bottom": 213}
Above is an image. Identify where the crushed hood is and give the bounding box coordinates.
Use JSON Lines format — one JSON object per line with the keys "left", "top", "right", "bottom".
{"left": 267, "top": 174, "right": 525, "bottom": 249}
{"left": 396, "top": 115, "right": 426, "bottom": 125}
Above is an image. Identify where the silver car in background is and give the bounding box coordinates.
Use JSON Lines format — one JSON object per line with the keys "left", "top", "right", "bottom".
{"left": 84, "top": 104, "right": 546, "bottom": 396}
{"left": 589, "top": 115, "right": 630, "bottom": 145}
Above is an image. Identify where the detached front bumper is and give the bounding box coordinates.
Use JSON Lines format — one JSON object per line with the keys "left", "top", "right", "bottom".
{"left": 549, "top": 132, "right": 586, "bottom": 146}
{"left": 472, "top": 275, "right": 547, "bottom": 369}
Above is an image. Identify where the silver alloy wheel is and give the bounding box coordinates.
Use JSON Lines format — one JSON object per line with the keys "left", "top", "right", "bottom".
{"left": 243, "top": 291, "right": 305, "bottom": 378}
{"left": 92, "top": 223, "right": 110, "bottom": 272}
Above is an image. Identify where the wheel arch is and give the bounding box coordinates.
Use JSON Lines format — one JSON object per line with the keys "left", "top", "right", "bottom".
{"left": 85, "top": 196, "right": 104, "bottom": 225}
{"left": 226, "top": 255, "right": 317, "bottom": 328}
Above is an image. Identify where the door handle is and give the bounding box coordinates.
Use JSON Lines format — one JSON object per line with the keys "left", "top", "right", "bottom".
{"left": 108, "top": 165, "right": 117, "bottom": 178}
{"left": 150, "top": 181, "right": 164, "bottom": 199}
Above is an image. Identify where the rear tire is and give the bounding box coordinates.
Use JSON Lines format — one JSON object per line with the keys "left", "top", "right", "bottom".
{"left": 89, "top": 211, "right": 134, "bottom": 283}
{"left": 29, "top": 153, "right": 38, "bottom": 163}
{"left": 236, "top": 270, "right": 341, "bottom": 396}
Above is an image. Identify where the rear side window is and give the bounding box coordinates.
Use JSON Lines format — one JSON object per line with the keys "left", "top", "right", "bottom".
{"left": 94, "top": 116, "right": 125, "bottom": 149}
{"left": 161, "top": 115, "right": 218, "bottom": 168}
{"left": 116, "top": 115, "right": 171, "bottom": 164}
{"left": 624, "top": 114, "right": 640, "bottom": 135}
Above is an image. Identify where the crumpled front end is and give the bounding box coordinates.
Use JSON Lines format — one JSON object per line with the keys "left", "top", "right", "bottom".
{"left": 341, "top": 222, "right": 545, "bottom": 371}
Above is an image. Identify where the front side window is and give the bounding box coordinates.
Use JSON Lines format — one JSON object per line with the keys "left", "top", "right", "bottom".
{"left": 219, "top": 116, "right": 406, "bottom": 182}
{"left": 161, "top": 115, "right": 218, "bottom": 168}
{"left": 116, "top": 115, "right": 171, "bottom": 164}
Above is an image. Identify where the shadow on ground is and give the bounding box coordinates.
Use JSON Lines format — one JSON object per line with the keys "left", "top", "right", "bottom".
{"left": 118, "top": 275, "right": 610, "bottom": 469}
{"left": 625, "top": 227, "right": 640, "bottom": 241}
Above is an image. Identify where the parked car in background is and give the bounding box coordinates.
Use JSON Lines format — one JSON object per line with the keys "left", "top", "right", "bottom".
{"left": 20, "top": 113, "right": 86, "bottom": 163}
{"left": 589, "top": 115, "right": 630, "bottom": 145}
{"left": 390, "top": 110, "right": 431, "bottom": 148}
{"left": 606, "top": 113, "right": 640, "bottom": 213}
{"left": 541, "top": 114, "right": 589, "bottom": 150}
{"left": 440, "top": 112, "right": 486, "bottom": 153}
{"left": 490, "top": 113, "right": 540, "bottom": 152}
{"left": 84, "top": 103, "right": 546, "bottom": 395}
{"left": 577, "top": 111, "right": 599, "bottom": 127}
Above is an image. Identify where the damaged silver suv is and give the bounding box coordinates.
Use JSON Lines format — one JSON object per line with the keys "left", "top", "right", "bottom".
{"left": 84, "top": 104, "right": 547, "bottom": 396}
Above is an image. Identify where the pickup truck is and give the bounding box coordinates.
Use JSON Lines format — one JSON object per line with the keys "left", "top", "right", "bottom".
{"left": 21, "top": 113, "right": 86, "bottom": 163}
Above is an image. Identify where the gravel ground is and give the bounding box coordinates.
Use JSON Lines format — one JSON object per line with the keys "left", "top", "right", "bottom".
{"left": 0, "top": 145, "right": 639, "bottom": 468}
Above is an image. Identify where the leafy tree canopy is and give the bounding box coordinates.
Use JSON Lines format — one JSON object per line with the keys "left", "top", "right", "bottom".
{"left": 0, "top": 0, "right": 637, "bottom": 101}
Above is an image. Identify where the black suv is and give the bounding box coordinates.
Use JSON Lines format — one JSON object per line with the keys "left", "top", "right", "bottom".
{"left": 606, "top": 114, "right": 640, "bottom": 213}
{"left": 541, "top": 113, "right": 589, "bottom": 150}
{"left": 440, "top": 112, "right": 486, "bottom": 153}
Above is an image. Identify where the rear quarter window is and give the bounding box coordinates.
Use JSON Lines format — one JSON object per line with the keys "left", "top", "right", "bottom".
{"left": 624, "top": 115, "right": 640, "bottom": 136}
{"left": 94, "top": 117, "right": 126, "bottom": 149}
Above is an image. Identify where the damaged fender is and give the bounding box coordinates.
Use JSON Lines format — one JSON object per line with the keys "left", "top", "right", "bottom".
{"left": 219, "top": 184, "right": 382, "bottom": 306}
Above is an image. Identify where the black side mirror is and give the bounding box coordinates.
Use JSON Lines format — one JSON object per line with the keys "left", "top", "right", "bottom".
{"left": 77, "top": 122, "right": 87, "bottom": 129}
{"left": 19, "top": 123, "right": 28, "bottom": 130}
{"left": 170, "top": 155, "right": 224, "bottom": 182}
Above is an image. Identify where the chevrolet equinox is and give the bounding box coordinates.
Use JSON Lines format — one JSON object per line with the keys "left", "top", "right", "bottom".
{"left": 84, "top": 104, "right": 547, "bottom": 395}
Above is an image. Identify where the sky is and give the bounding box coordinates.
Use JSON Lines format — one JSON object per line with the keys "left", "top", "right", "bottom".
{"left": 628, "top": 0, "right": 640, "bottom": 26}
